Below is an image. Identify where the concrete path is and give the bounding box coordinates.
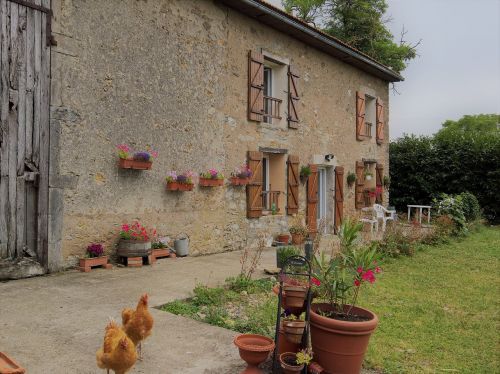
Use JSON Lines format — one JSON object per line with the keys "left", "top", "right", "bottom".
{"left": 0, "top": 249, "right": 278, "bottom": 374}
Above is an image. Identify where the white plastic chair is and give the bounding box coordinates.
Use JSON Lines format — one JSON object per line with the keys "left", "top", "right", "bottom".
{"left": 373, "top": 204, "right": 397, "bottom": 231}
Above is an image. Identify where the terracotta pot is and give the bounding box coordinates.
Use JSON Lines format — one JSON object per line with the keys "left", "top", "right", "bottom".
{"left": 230, "top": 176, "right": 250, "bottom": 186}
{"left": 282, "top": 320, "right": 306, "bottom": 344}
{"left": 78, "top": 256, "right": 112, "bottom": 272}
{"left": 199, "top": 178, "right": 224, "bottom": 187}
{"left": 166, "top": 181, "right": 179, "bottom": 191}
{"left": 277, "top": 326, "right": 300, "bottom": 356}
{"left": 0, "top": 352, "right": 25, "bottom": 374}
{"left": 290, "top": 233, "right": 304, "bottom": 245}
{"left": 233, "top": 334, "right": 275, "bottom": 374}
{"left": 283, "top": 285, "right": 308, "bottom": 308}
{"left": 279, "top": 352, "right": 304, "bottom": 374}
{"left": 310, "top": 303, "right": 378, "bottom": 374}
{"left": 277, "top": 234, "right": 290, "bottom": 244}
{"left": 117, "top": 239, "right": 151, "bottom": 258}
{"left": 177, "top": 183, "right": 194, "bottom": 191}
{"left": 272, "top": 285, "right": 305, "bottom": 315}
{"left": 119, "top": 158, "right": 152, "bottom": 170}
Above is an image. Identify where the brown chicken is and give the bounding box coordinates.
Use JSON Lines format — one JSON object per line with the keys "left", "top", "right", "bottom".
{"left": 96, "top": 320, "right": 137, "bottom": 374}
{"left": 122, "top": 293, "right": 154, "bottom": 359}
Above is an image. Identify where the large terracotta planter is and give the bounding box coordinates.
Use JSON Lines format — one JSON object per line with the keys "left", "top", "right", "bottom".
{"left": 230, "top": 176, "right": 250, "bottom": 186}
{"left": 119, "top": 158, "right": 152, "bottom": 170}
{"left": 199, "top": 178, "right": 224, "bottom": 187}
{"left": 282, "top": 320, "right": 306, "bottom": 344}
{"left": 283, "top": 285, "right": 308, "bottom": 308}
{"left": 310, "top": 303, "right": 378, "bottom": 374}
{"left": 78, "top": 256, "right": 112, "bottom": 272}
{"left": 290, "top": 233, "right": 304, "bottom": 245}
{"left": 279, "top": 352, "right": 304, "bottom": 374}
{"left": 117, "top": 239, "right": 151, "bottom": 258}
{"left": 233, "top": 334, "right": 275, "bottom": 374}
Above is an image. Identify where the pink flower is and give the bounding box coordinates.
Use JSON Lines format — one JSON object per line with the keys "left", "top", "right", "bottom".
{"left": 375, "top": 267, "right": 381, "bottom": 274}
{"left": 357, "top": 266, "right": 363, "bottom": 274}
{"left": 151, "top": 151, "right": 158, "bottom": 158}
{"left": 311, "top": 277, "right": 321, "bottom": 286}
{"left": 362, "top": 270, "right": 376, "bottom": 284}
{"left": 354, "top": 279, "right": 361, "bottom": 287}
{"left": 121, "top": 224, "right": 130, "bottom": 232}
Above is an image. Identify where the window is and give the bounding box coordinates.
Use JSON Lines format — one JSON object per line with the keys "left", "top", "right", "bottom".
{"left": 364, "top": 95, "right": 376, "bottom": 138}
{"left": 261, "top": 153, "right": 286, "bottom": 214}
{"left": 263, "top": 67, "right": 273, "bottom": 124}
{"left": 262, "top": 60, "right": 285, "bottom": 124}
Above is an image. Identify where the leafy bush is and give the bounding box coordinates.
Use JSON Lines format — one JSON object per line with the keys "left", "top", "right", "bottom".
{"left": 433, "top": 193, "right": 468, "bottom": 236}
{"left": 459, "top": 192, "right": 481, "bottom": 221}
{"left": 376, "top": 224, "right": 422, "bottom": 257}
{"left": 191, "top": 284, "right": 225, "bottom": 307}
{"left": 421, "top": 216, "right": 455, "bottom": 245}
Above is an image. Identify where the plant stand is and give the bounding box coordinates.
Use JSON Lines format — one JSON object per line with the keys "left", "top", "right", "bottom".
{"left": 272, "top": 255, "right": 313, "bottom": 374}
{"left": 120, "top": 255, "right": 155, "bottom": 267}
{"left": 78, "top": 256, "right": 112, "bottom": 272}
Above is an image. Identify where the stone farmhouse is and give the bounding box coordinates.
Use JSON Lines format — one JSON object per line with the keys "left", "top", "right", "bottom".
{"left": 0, "top": 0, "right": 402, "bottom": 276}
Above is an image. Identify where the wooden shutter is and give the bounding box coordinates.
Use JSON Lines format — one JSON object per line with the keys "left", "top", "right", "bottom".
{"left": 287, "top": 155, "right": 299, "bottom": 215}
{"left": 288, "top": 65, "right": 300, "bottom": 129}
{"left": 376, "top": 163, "right": 384, "bottom": 203}
{"left": 355, "top": 161, "right": 365, "bottom": 209}
{"left": 306, "top": 165, "right": 318, "bottom": 235}
{"left": 334, "top": 166, "right": 344, "bottom": 233}
{"left": 248, "top": 51, "right": 264, "bottom": 122}
{"left": 246, "top": 151, "right": 263, "bottom": 218}
{"left": 356, "top": 91, "right": 365, "bottom": 141}
{"left": 376, "top": 98, "right": 385, "bottom": 144}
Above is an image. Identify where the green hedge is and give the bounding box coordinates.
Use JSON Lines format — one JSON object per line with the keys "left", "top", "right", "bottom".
{"left": 389, "top": 132, "right": 500, "bottom": 222}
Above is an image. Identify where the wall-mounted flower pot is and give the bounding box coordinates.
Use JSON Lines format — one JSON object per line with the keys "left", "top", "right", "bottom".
{"left": 117, "top": 239, "right": 152, "bottom": 258}
{"left": 119, "top": 158, "right": 152, "bottom": 170}
{"left": 199, "top": 178, "right": 224, "bottom": 187}
{"left": 282, "top": 320, "right": 306, "bottom": 344}
{"left": 78, "top": 256, "right": 112, "bottom": 272}
{"left": 177, "top": 183, "right": 194, "bottom": 191}
{"left": 279, "top": 352, "right": 304, "bottom": 374}
{"left": 290, "top": 233, "right": 304, "bottom": 245}
{"left": 166, "top": 182, "right": 179, "bottom": 191}
{"left": 230, "top": 177, "right": 250, "bottom": 186}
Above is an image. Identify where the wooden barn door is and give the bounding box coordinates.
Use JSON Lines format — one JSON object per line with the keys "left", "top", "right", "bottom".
{"left": 0, "top": 0, "right": 51, "bottom": 267}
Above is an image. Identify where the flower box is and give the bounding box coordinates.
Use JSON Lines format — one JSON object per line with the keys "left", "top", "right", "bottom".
{"left": 117, "top": 239, "right": 152, "bottom": 257}
{"left": 78, "top": 256, "right": 112, "bottom": 272}
{"left": 178, "top": 183, "right": 194, "bottom": 191}
{"left": 166, "top": 181, "right": 179, "bottom": 191}
{"left": 230, "top": 176, "right": 250, "bottom": 186}
{"left": 152, "top": 248, "right": 171, "bottom": 260}
{"left": 199, "top": 178, "right": 224, "bottom": 187}
{"left": 119, "top": 158, "right": 152, "bottom": 170}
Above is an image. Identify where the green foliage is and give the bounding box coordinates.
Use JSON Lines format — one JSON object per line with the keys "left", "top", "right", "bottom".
{"left": 389, "top": 119, "right": 500, "bottom": 222}
{"left": 191, "top": 284, "right": 225, "bottom": 307}
{"left": 436, "top": 114, "right": 500, "bottom": 138}
{"left": 338, "top": 217, "right": 363, "bottom": 252}
{"left": 160, "top": 300, "right": 198, "bottom": 317}
{"left": 282, "top": 0, "right": 418, "bottom": 73}
{"left": 433, "top": 193, "right": 468, "bottom": 236}
{"left": 376, "top": 223, "right": 419, "bottom": 257}
{"left": 458, "top": 192, "right": 481, "bottom": 221}
{"left": 346, "top": 171, "right": 356, "bottom": 186}
{"left": 300, "top": 165, "right": 312, "bottom": 178}
{"left": 276, "top": 246, "right": 301, "bottom": 267}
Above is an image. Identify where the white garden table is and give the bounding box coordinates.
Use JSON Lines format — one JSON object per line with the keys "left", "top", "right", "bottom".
{"left": 407, "top": 205, "right": 431, "bottom": 224}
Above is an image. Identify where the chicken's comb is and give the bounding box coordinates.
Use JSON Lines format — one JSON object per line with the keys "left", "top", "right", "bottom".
{"left": 140, "top": 293, "right": 149, "bottom": 304}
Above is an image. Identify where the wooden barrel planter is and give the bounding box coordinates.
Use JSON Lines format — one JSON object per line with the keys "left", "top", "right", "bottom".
{"left": 117, "top": 240, "right": 152, "bottom": 257}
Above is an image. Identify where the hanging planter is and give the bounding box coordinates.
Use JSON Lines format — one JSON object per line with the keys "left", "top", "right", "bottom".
{"left": 199, "top": 169, "right": 224, "bottom": 187}
{"left": 230, "top": 164, "right": 253, "bottom": 186}
{"left": 347, "top": 171, "right": 356, "bottom": 187}
{"left": 299, "top": 165, "right": 311, "bottom": 183}
{"left": 282, "top": 315, "right": 306, "bottom": 344}
{"left": 166, "top": 171, "right": 195, "bottom": 192}
{"left": 117, "top": 144, "right": 157, "bottom": 170}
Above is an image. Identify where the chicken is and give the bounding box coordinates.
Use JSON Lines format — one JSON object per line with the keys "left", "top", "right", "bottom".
{"left": 122, "top": 293, "right": 154, "bottom": 359}
{"left": 96, "top": 320, "right": 137, "bottom": 374}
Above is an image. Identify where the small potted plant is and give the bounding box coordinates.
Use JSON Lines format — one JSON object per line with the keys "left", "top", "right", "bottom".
{"left": 230, "top": 164, "right": 253, "bottom": 186}
{"left": 276, "top": 245, "right": 300, "bottom": 268}
{"left": 347, "top": 171, "right": 356, "bottom": 187}
{"left": 166, "top": 171, "right": 179, "bottom": 191}
{"left": 117, "top": 144, "right": 158, "bottom": 170}
{"left": 364, "top": 170, "right": 373, "bottom": 181}
{"left": 300, "top": 165, "right": 311, "bottom": 183}
{"left": 277, "top": 233, "right": 290, "bottom": 245}
{"left": 282, "top": 312, "right": 306, "bottom": 344}
{"left": 279, "top": 348, "right": 313, "bottom": 374}
{"left": 151, "top": 237, "right": 172, "bottom": 260}
{"left": 78, "top": 243, "right": 112, "bottom": 272}
{"left": 117, "top": 221, "right": 152, "bottom": 259}
{"left": 199, "top": 168, "right": 224, "bottom": 187}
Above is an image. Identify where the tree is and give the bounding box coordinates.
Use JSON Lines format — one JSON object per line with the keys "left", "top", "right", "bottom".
{"left": 436, "top": 114, "right": 500, "bottom": 138}
{"left": 282, "top": 0, "right": 419, "bottom": 73}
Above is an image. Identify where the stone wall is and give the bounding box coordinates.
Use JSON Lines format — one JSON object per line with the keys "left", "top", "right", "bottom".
{"left": 49, "top": 0, "right": 390, "bottom": 268}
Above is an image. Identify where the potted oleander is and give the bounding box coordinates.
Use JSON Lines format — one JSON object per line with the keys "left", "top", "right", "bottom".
{"left": 310, "top": 218, "right": 382, "bottom": 374}
{"left": 78, "top": 243, "right": 112, "bottom": 272}
{"left": 117, "top": 144, "right": 158, "bottom": 170}
{"left": 117, "top": 221, "right": 152, "bottom": 258}
{"left": 199, "top": 168, "right": 224, "bottom": 187}
{"left": 230, "top": 164, "right": 253, "bottom": 186}
{"left": 279, "top": 348, "right": 313, "bottom": 374}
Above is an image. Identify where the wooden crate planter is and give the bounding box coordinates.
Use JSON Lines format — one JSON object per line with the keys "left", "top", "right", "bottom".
{"left": 199, "top": 178, "right": 224, "bottom": 187}
{"left": 230, "top": 176, "right": 250, "bottom": 186}
{"left": 78, "top": 256, "right": 112, "bottom": 272}
{"left": 119, "top": 158, "right": 152, "bottom": 170}
{"left": 152, "top": 248, "right": 171, "bottom": 260}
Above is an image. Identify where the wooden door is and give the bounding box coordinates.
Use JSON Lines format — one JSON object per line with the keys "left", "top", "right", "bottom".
{"left": 0, "top": 0, "right": 51, "bottom": 266}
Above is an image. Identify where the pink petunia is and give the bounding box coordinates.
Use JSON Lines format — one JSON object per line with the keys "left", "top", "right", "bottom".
{"left": 354, "top": 279, "right": 361, "bottom": 287}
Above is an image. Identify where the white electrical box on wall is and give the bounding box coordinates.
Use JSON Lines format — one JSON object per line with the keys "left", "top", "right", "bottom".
{"left": 312, "top": 154, "right": 337, "bottom": 167}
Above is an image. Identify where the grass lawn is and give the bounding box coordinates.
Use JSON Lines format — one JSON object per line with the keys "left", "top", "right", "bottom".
{"left": 161, "top": 227, "right": 499, "bottom": 373}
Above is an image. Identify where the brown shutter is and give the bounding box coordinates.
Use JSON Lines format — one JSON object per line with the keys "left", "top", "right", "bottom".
{"left": 306, "top": 165, "right": 318, "bottom": 235}
{"left": 334, "top": 166, "right": 344, "bottom": 233}
{"left": 248, "top": 51, "right": 264, "bottom": 122}
{"left": 356, "top": 91, "right": 365, "bottom": 141}
{"left": 376, "top": 98, "right": 385, "bottom": 144}
{"left": 376, "top": 163, "right": 384, "bottom": 203}
{"left": 355, "top": 161, "right": 365, "bottom": 209}
{"left": 288, "top": 65, "right": 300, "bottom": 129}
{"left": 247, "top": 151, "right": 263, "bottom": 218}
{"left": 287, "top": 155, "right": 299, "bottom": 215}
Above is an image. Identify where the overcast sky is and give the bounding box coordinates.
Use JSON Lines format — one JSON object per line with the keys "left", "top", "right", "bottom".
{"left": 267, "top": 0, "right": 500, "bottom": 139}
